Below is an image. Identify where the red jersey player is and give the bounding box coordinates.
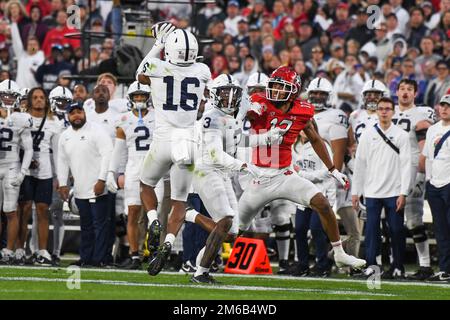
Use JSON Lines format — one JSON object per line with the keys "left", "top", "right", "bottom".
{"left": 238, "top": 66, "right": 366, "bottom": 270}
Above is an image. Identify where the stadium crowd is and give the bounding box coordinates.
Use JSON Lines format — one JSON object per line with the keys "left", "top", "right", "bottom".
{"left": 0, "top": 0, "right": 449, "bottom": 283}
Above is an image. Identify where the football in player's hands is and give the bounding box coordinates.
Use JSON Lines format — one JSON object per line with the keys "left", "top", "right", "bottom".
{"left": 151, "top": 21, "right": 177, "bottom": 45}
{"left": 329, "top": 168, "right": 350, "bottom": 190}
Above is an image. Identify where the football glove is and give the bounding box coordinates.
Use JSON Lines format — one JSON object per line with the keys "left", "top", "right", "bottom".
{"left": 106, "top": 171, "right": 118, "bottom": 194}
{"left": 411, "top": 172, "right": 425, "bottom": 198}
{"left": 264, "top": 127, "right": 288, "bottom": 146}
{"left": 329, "top": 168, "right": 350, "bottom": 190}
{"left": 151, "top": 21, "right": 176, "bottom": 45}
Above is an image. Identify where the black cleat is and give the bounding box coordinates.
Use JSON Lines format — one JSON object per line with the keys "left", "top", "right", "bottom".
{"left": 147, "top": 242, "right": 172, "bottom": 276}
{"left": 310, "top": 266, "right": 331, "bottom": 278}
{"left": 382, "top": 267, "right": 405, "bottom": 280}
{"left": 288, "top": 263, "right": 310, "bottom": 277}
{"left": 277, "top": 259, "right": 291, "bottom": 275}
{"left": 407, "top": 267, "right": 434, "bottom": 281}
{"left": 426, "top": 272, "right": 450, "bottom": 282}
{"left": 190, "top": 272, "right": 219, "bottom": 284}
{"left": 51, "top": 255, "right": 61, "bottom": 267}
{"left": 146, "top": 220, "right": 161, "bottom": 255}
{"left": 119, "top": 257, "right": 142, "bottom": 270}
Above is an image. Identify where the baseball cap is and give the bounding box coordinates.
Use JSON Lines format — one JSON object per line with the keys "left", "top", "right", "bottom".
{"left": 420, "top": 1, "right": 433, "bottom": 9}
{"left": 51, "top": 44, "right": 64, "bottom": 51}
{"left": 331, "top": 43, "right": 343, "bottom": 51}
{"left": 440, "top": 94, "right": 450, "bottom": 105}
{"left": 67, "top": 101, "right": 84, "bottom": 113}
{"left": 249, "top": 24, "right": 260, "bottom": 31}
{"left": 228, "top": 0, "right": 239, "bottom": 7}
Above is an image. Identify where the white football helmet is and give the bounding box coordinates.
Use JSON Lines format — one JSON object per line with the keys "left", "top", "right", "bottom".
{"left": 164, "top": 29, "right": 198, "bottom": 66}
{"left": 49, "top": 86, "right": 73, "bottom": 116}
{"left": 246, "top": 72, "right": 269, "bottom": 94}
{"left": 361, "top": 80, "right": 387, "bottom": 111}
{"left": 306, "top": 77, "right": 333, "bottom": 110}
{"left": 0, "top": 79, "right": 21, "bottom": 110}
{"left": 209, "top": 74, "right": 243, "bottom": 115}
{"left": 16, "top": 88, "right": 30, "bottom": 112}
{"left": 127, "top": 81, "right": 151, "bottom": 110}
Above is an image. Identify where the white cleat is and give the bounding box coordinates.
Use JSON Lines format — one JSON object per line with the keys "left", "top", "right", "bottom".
{"left": 334, "top": 252, "right": 366, "bottom": 270}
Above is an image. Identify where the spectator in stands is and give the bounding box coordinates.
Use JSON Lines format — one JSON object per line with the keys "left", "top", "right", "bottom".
{"left": 388, "top": 58, "right": 419, "bottom": 103}
{"left": 233, "top": 18, "right": 250, "bottom": 48}
{"left": 424, "top": 60, "right": 450, "bottom": 108}
{"left": 5, "top": 0, "right": 30, "bottom": 35}
{"left": 224, "top": 0, "right": 242, "bottom": 37}
{"left": 35, "top": 44, "right": 75, "bottom": 92}
{"left": 10, "top": 20, "right": 44, "bottom": 89}
{"left": 306, "top": 45, "right": 327, "bottom": 75}
{"left": 21, "top": 5, "right": 48, "bottom": 46}
{"left": 197, "top": 2, "right": 225, "bottom": 37}
{"left": 274, "top": 17, "right": 298, "bottom": 52}
{"left": 347, "top": 7, "right": 375, "bottom": 47}
{"left": 243, "top": 0, "right": 266, "bottom": 28}
{"left": 390, "top": 0, "right": 410, "bottom": 34}
{"left": 271, "top": 0, "right": 286, "bottom": 29}
{"left": 297, "top": 21, "right": 319, "bottom": 61}
{"left": 25, "top": 0, "right": 51, "bottom": 18}
{"left": 42, "top": 0, "right": 64, "bottom": 29}
{"left": 416, "top": 36, "right": 443, "bottom": 79}
{"left": 385, "top": 12, "right": 401, "bottom": 40}
{"left": 327, "top": 2, "right": 351, "bottom": 38}
{"left": 41, "top": 10, "right": 80, "bottom": 58}
{"left": 0, "top": 43, "right": 13, "bottom": 76}
{"left": 407, "top": 7, "right": 430, "bottom": 48}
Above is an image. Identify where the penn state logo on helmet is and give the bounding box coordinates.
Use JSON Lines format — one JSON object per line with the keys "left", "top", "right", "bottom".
{"left": 306, "top": 77, "right": 333, "bottom": 110}
{"left": 209, "top": 74, "right": 243, "bottom": 115}
{"left": 266, "top": 66, "right": 301, "bottom": 103}
{"left": 165, "top": 29, "right": 199, "bottom": 66}
{"left": 361, "top": 80, "right": 387, "bottom": 111}
{"left": 127, "top": 81, "right": 151, "bottom": 110}
{"left": 49, "top": 86, "right": 73, "bottom": 116}
{"left": 0, "top": 79, "right": 21, "bottom": 110}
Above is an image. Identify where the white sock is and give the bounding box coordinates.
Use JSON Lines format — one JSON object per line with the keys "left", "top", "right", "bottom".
{"left": 194, "top": 266, "right": 209, "bottom": 277}
{"left": 196, "top": 246, "right": 205, "bottom": 269}
{"left": 331, "top": 240, "right": 345, "bottom": 256}
{"left": 416, "top": 240, "right": 431, "bottom": 267}
{"left": 185, "top": 209, "right": 199, "bottom": 223}
{"left": 146, "top": 210, "right": 158, "bottom": 226}
{"left": 276, "top": 231, "right": 290, "bottom": 260}
{"left": 164, "top": 233, "right": 176, "bottom": 246}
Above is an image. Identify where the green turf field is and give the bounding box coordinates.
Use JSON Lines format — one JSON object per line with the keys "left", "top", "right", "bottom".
{"left": 0, "top": 265, "right": 449, "bottom": 300}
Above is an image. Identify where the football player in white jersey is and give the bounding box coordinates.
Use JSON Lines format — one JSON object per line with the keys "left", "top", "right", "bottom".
{"left": 0, "top": 80, "right": 33, "bottom": 264}
{"left": 16, "top": 88, "right": 30, "bottom": 112}
{"left": 16, "top": 87, "right": 62, "bottom": 266}
{"left": 106, "top": 81, "right": 155, "bottom": 270}
{"left": 136, "top": 23, "right": 211, "bottom": 276}
{"left": 47, "top": 86, "right": 73, "bottom": 265}
{"left": 307, "top": 77, "right": 361, "bottom": 259}
{"left": 393, "top": 79, "right": 436, "bottom": 280}
{"left": 191, "top": 74, "right": 262, "bottom": 283}
{"left": 349, "top": 80, "right": 387, "bottom": 146}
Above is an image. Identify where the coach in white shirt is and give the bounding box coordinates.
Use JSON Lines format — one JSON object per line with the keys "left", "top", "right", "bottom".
{"left": 57, "top": 102, "right": 113, "bottom": 267}
{"left": 421, "top": 95, "right": 450, "bottom": 282}
{"left": 352, "top": 97, "right": 411, "bottom": 279}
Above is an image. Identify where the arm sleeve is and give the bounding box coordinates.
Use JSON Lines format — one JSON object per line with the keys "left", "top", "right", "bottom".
{"left": 203, "top": 129, "right": 244, "bottom": 171}
{"left": 96, "top": 130, "right": 114, "bottom": 181}
{"left": 135, "top": 47, "right": 164, "bottom": 80}
{"left": 108, "top": 137, "right": 126, "bottom": 173}
{"left": 352, "top": 133, "right": 366, "bottom": 196}
{"left": 57, "top": 135, "right": 70, "bottom": 187}
{"left": 399, "top": 133, "right": 412, "bottom": 196}
{"left": 11, "top": 22, "right": 24, "bottom": 57}
{"left": 19, "top": 129, "right": 33, "bottom": 175}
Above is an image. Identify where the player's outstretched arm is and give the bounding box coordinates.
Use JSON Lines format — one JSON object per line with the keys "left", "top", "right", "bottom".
{"left": 303, "top": 119, "right": 334, "bottom": 171}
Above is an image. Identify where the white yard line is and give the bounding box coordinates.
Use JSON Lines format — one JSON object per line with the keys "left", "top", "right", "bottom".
{"left": 0, "top": 276, "right": 396, "bottom": 297}
{"left": 0, "top": 265, "right": 448, "bottom": 289}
